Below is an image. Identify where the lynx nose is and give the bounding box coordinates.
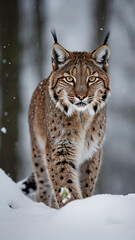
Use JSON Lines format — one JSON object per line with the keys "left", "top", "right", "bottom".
{"left": 76, "top": 95, "right": 87, "bottom": 100}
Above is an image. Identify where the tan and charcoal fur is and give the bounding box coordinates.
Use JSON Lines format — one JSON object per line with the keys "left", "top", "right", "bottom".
{"left": 29, "top": 34, "right": 111, "bottom": 209}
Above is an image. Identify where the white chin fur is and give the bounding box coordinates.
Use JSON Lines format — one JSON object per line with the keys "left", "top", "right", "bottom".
{"left": 73, "top": 101, "right": 106, "bottom": 116}
{"left": 73, "top": 104, "right": 89, "bottom": 112}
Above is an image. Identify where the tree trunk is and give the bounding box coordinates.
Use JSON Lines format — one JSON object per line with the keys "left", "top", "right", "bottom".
{"left": 0, "top": 0, "right": 20, "bottom": 181}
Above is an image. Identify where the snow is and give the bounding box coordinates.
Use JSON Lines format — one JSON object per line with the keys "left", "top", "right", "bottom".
{"left": 0, "top": 168, "right": 135, "bottom": 240}
{"left": 59, "top": 187, "right": 71, "bottom": 203}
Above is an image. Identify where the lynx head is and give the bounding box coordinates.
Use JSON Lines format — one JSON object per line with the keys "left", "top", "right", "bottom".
{"left": 49, "top": 31, "right": 111, "bottom": 116}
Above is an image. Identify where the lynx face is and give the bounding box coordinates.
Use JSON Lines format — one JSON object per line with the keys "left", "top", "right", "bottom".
{"left": 49, "top": 43, "right": 110, "bottom": 116}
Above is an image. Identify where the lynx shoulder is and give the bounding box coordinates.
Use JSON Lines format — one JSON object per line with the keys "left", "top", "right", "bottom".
{"left": 29, "top": 32, "right": 111, "bottom": 209}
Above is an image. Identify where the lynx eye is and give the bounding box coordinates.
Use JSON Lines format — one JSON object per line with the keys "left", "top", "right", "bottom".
{"left": 88, "top": 76, "right": 96, "bottom": 83}
{"left": 65, "top": 76, "right": 74, "bottom": 82}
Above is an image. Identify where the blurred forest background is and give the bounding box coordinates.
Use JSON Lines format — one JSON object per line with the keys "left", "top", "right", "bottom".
{"left": 0, "top": 0, "right": 135, "bottom": 195}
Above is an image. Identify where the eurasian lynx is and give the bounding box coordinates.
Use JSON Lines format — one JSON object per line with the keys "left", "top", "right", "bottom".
{"left": 28, "top": 32, "right": 111, "bottom": 209}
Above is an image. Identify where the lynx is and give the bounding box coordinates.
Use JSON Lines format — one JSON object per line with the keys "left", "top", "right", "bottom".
{"left": 28, "top": 31, "right": 111, "bottom": 209}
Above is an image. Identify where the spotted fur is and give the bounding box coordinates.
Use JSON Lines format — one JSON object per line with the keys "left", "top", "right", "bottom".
{"left": 29, "top": 34, "right": 111, "bottom": 209}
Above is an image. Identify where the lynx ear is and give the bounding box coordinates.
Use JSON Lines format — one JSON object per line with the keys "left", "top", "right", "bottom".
{"left": 92, "top": 45, "right": 110, "bottom": 72}
{"left": 51, "top": 44, "right": 70, "bottom": 70}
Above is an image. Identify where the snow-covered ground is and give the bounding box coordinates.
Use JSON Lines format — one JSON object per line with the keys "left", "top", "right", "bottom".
{"left": 0, "top": 169, "right": 135, "bottom": 240}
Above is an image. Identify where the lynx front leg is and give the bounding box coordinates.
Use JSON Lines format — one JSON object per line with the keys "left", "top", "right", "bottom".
{"left": 79, "top": 149, "right": 102, "bottom": 198}
{"left": 46, "top": 140, "right": 82, "bottom": 208}
{"left": 31, "top": 136, "right": 53, "bottom": 207}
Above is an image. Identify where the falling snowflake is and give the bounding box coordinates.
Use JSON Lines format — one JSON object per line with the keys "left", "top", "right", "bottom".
{"left": 2, "top": 59, "right": 7, "bottom": 64}
{"left": 4, "top": 112, "right": 8, "bottom": 116}
{"left": 1, "top": 127, "right": 7, "bottom": 134}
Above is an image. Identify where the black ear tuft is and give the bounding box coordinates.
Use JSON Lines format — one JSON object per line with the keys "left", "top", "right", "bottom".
{"left": 103, "top": 32, "right": 110, "bottom": 45}
{"left": 51, "top": 29, "right": 58, "bottom": 44}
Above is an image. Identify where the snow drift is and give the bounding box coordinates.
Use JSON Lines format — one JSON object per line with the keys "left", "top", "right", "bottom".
{"left": 0, "top": 168, "right": 135, "bottom": 240}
